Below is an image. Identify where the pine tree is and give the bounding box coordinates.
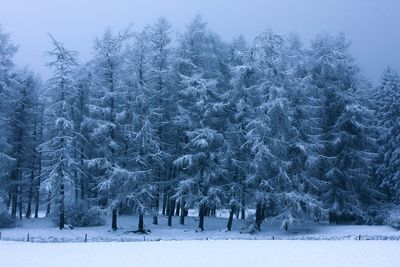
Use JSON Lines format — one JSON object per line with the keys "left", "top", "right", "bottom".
{"left": 173, "top": 16, "right": 227, "bottom": 231}
{"left": 42, "top": 35, "right": 78, "bottom": 229}
{"left": 16, "top": 71, "right": 41, "bottom": 219}
{"left": 6, "top": 70, "right": 40, "bottom": 219}
{"left": 70, "top": 66, "right": 91, "bottom": 203}
{"left": 0, "top": 26, "right": 18, "bottom": 201}
{"left": 124, "top": 26, "right": 167, "bottom": 231}
{"left": 308, "top": 34, "right": 378, "bottom": 223}
{"left": 225, "top": 35, "right": 260, "bottom": 226}
{"left": 86, "top": 30, "right": 130, "bottom": 230}
{"left": 148, "top": 17, "right": 174, "bottom": 226}
{"left": 245, "top": 30, "right": 324, "bottom": 231}
{"left": 374, "top": 67, "right": 400, "bottom": 202}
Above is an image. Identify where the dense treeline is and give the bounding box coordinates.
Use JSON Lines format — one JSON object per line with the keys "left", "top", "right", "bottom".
{"left": 0, "top": 16, "right": 399, "bottom": 231}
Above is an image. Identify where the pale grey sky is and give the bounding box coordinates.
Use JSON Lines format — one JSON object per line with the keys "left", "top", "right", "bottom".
{"left": 0, "top": 0, "right": 399, "bottom": 83}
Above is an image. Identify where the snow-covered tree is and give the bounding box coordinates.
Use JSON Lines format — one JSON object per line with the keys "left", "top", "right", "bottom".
{"left": 374, "top": 67, "right": 400, "bottom": 202}
{"left": 147, "top": 17, "right": 175, "bottom": 225}
{"left": 173, "top": 16, "right": 227, "bottom": 230}
{"left": 245, "top": 30, "right": 324, "bottom": 231}
{"left": 123, "top": 26, "right": 167, "bottom": 231}
{"left": 6, "top": 70, "right": 40, "bottom": 219}
{"left": 1, "top": 17, "right": 399, "bottom": 233}
{"left": 0, "top": 26, "right": 18, "bottom": 187}
{"left": 42, "top": 35, "right": 78, "bottom": 229}
{"left": 86, "top": 30, "right": 129, "bottom": 230}
{"left": 221, "top": 36, "right": 258, "bottom": 230}
{"left": 308, "top": 34, "right": 378, "bottom": 223}
{"left": 70, "top": 66, "right": 92, "bottom": 202}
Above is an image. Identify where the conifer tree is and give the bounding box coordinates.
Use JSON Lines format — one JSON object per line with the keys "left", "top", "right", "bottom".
{"left": 42, "top": 35, "right": 78, "bottom": 229}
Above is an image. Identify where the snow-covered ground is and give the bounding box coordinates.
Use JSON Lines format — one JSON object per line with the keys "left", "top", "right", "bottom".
{"left": 1, "top": 240, "right": 399, "bottom": 267}
{"left": 1, "top": 214, "right": 399, "bottom": 266}
{"left": 0, "top": 214, "right": 399, "bottom": 242}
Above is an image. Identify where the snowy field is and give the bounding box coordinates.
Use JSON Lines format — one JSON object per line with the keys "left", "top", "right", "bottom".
{"left": 1, "top": 214, "right": 400, "bottom": 267}
{"left": 0, "top": 214, "right": 400, "bottom": 242}
{"left": 1, "top": 240, "right": 400, "bottom": 267}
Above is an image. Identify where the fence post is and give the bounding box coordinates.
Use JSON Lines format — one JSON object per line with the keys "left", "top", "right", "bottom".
{"left": 358, "top": 235, "right": 361, "bottom": 240}
{"left": 0, "top": 231, "right": 2, "bottom": 240}
{"left": 272, "top": 235, "right": 274, "bottom": 240}
{"left": 143, "top": 236, "right": 146, "bottom": 241}
{"left": 27, "top": 233, "right": 30, "bottom": 242}
{"left": 84, "top": 233, "right": 87, "bottom": 243}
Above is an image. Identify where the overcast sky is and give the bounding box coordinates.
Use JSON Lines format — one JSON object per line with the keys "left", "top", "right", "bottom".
{"left": 0, "top": 0, "right": 399, "bottom": 83}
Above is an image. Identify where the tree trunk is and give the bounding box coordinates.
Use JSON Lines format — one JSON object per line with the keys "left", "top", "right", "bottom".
{"left": 138, "top": 211, "right": 144, "bottom": 232}
{"left": 170, "top": 199, "right": 176, "bottom": 216}
{"left": 166, "top": 194, "right": 171, "bottom": 216}
{"left": 34, "top": 116, "right": 43, "bottom": 219}
{"left": 198, "top": 204, "right": 205, "bottom": 231}
{"left": 80, "top": 175, "right": 85, "bottom": 200}
{"left": 46, "top": 191, "right": 51, "bottom": 217}
{"left": 26, "top": 170, "right": 34, "bottom": 218}
{"left": 167, "top": 198, "right": 173, "bottom": 227}
{"left": 162, "top": 192, "right": 167, "bottom": 215}
{"left": 34, "top": 153, "right": 41, "bottom": 218}
{"left": 152, "top": 194, "right": 159, "bottom": 225}
{"left": 34, "top": 188, "right": 40, "bottom": 219}
{"left": 179, "top": 200, "right": 185, "bottom": 225}
{"left": 18, "top": 189, "right": 23, "bottom": 219}
{"left": 152, "top": 212, "right": 158, "bottom": 225}
{"left": 255, "top": 201, "right": 262, "bottom": 231}
{"left": 11, "top": 190, "right": 17, "bottom": 218}
{"left": 74, "top": 169, "right": 79, "bottom": 204}
{"left": 59, "top": 182, "right": 65, "bottom": 230}
{"left": 80, "top": 153, "right": 86, "bottom": 200}
{"left": 175, "top": 200, "right": 180, "bottom": 216}
{"left": 240, "top": 206, "right": 246, "bottom": 219}
{"left": 18, "top": 170, "right": 23, "bottom": 219}
{"left": 153, "top": 168, "right": 160, "bottom": 224}
{"left": 227, "top": 207, "right": 235, "bottom": 231}
{"left": 6, "top": 192, "right": 11, "bottom": 210}
{"left": 112, "top": 208, "right": 118, "bottom": 231}
{"left": 241, "top": 185, "right": 246, "bottom": 220}
{"left": 10, "top": 170, "right": 18, "bottom": 218}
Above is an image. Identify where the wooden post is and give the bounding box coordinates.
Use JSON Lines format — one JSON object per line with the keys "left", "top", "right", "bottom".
{"left": 27, "top": 233, "right": 30, "bottom": 242}
{"left": 143, "top": 236, "right": 146, "bottom": 241}
{"left": 0, "top": 231, "right": 2, "bottom": 240}
{"left": 272, "top": 235, "right": 275, "bottom": 240}
{"left": 84, "top": 233, "right": 87, "bottom": 243}
{"left": 359, "top": 235, "right": 361, "bottom": 240}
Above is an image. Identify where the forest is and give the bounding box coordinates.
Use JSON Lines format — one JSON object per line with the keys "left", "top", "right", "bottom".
{"left": 0, "top": 15, "right": 399, "bottom": 233}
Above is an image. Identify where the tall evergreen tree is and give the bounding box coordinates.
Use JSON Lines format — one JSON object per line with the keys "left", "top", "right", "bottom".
{"left": 7, "top": 70, "right": 40, "bottom": 219}
{"left": 374, "top": 67, "right": 400, "bottom": 202}
{"left": 246, "top": 30, "right": 323, "bottom": 231}
{"left": 308, "top": 34, "right": 378, "bottom": 223}
{"left": 42, "top": 35, "right": 78, "bottom": 229}
{"left": 224, "top": 35, "right": 256, "bottom": 228}
{"left": 173, "top": 16, "right": 227, "bottom": 231}
{"left": 0, "top": 26, "right": 18, "bottom": 197}
{"left": 86, "top": 30, "right": 130, "bottom": 230}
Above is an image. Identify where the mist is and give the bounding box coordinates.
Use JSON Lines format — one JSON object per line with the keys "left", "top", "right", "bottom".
{"left": 0, "top": 0, "right": 399, "bottom": 82}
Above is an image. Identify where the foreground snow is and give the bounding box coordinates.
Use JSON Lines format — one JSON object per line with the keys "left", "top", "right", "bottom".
{"left": 0, "top": 240, "right": 399, "bottom": 267}
{"left": 1, "top": 214, "right": 400, "bottom": 242}
{"left": 0, "top": 216, "right": 400, "bottom": 242}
